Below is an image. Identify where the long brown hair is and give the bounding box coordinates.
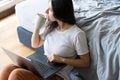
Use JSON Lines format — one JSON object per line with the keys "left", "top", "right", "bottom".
{"left": 44, "top": 0, "right": 76, "bottom": 37}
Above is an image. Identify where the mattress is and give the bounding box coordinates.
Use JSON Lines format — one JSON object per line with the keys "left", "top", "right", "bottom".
{"left": 15, "top": 0, "right": 48, "bottom": 32}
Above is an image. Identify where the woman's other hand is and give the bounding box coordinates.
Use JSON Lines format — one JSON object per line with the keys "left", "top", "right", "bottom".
{"left": 48, "top": 54, "right": 65, "bottom": 63}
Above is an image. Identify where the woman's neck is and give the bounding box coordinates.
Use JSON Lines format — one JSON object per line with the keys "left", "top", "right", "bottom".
{"left": 57, "top": 21, "right": 74, "bottom": 31}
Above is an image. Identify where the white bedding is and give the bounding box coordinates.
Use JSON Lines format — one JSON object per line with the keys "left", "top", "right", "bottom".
{"left": 15, "top": 0, "right": 48, "bottom": 32}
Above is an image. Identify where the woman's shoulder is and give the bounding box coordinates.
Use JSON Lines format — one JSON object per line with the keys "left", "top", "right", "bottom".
{"left": 72, "top": 25, "right": 85, "bottom": 34}
{"left": 69, "top": 25, "right": 87, "bottom": 40}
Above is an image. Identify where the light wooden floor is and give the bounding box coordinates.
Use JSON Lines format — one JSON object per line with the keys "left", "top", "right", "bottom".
{"left": 0, "top": 14, "right": 35, "bottom": 71}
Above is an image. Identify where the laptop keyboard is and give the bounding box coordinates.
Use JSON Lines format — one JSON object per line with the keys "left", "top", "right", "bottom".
{"left": 30, "top": 58, "right": 66, "bottom": 79}
{"left": 31, "top": 59, "right": 53, "bottom": 75}
{"left": 47, "top": 61, "right": 65, "bottom": 67}
{"left": 40, "top": 63, "right": 50, "bottom": 72}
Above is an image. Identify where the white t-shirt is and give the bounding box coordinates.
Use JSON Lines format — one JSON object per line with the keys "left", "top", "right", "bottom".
{"left": 40, "top": 25, "right": 89, "bottom": 80}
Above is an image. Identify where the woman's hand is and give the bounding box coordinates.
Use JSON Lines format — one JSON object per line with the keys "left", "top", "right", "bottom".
{"left": 48, "top": 53, "right": 90, "bottom": 67}
{"left": 48, "top": 54, "right": 64, "bottom": 63}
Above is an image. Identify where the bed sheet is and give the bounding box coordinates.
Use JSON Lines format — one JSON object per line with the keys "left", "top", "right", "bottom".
{"left": 73, "top": 0, "right": 120, "bottom": 80}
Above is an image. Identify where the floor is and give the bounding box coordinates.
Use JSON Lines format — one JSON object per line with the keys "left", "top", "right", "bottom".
{"left": 0, "top": 14, "right": 35, "bottom": 71}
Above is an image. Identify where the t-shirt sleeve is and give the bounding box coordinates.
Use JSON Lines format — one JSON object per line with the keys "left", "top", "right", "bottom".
{"left": 73, "top": 31, "right": 89, "bottom": 55}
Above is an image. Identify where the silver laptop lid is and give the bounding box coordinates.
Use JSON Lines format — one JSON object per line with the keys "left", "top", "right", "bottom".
{"left": 1, "top": 47, "right": 40, "bottom": 76}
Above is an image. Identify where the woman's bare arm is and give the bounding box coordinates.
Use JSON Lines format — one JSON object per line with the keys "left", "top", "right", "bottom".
{"left": 48, "top": 53, "right": 90, "bottom": 67}
{"left": 31, "top": 28, "right": 44, "bottom": 48}
{"left": 62, "top": 53, "right": 90, "bottom": 67}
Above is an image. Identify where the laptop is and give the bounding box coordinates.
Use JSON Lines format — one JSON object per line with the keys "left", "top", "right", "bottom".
{"left": 2, "top": 47, "right": 66, "bottom": 80}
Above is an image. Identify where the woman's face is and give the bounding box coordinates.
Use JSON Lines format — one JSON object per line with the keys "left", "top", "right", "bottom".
{"left": 45, "top": 2, "right": 56, "bottom": 22}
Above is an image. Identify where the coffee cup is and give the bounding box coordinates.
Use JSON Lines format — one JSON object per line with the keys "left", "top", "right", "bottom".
{"left": 34, "top": 13, "right": 46, "bottom": 29}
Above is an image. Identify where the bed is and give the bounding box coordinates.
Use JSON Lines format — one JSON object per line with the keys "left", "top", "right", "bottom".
{"left": 15, "top": 0, "right": 120, "bottom": 80}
